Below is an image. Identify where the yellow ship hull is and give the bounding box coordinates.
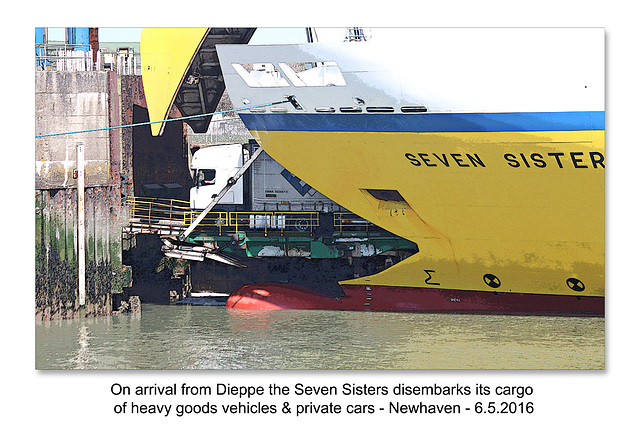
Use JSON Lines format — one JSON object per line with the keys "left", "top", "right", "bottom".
{"left": 140, "top": 28, "right": 605, "bottom": 314}
{"left": 245, "top": 122, "right": 604, "bottom": 308}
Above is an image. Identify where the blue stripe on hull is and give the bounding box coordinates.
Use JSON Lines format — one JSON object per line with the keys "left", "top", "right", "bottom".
{"left": 239, "top": 111, "right": 605, "bottom": 133}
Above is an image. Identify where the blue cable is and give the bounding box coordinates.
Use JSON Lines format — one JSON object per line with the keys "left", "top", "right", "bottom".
{"left": 35, "top": 100, "right": 287, "bottom": 138}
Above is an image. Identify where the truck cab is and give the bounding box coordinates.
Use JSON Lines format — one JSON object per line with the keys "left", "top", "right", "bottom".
{"left": 190, "top": 144, "right": 244, "bottom": 210}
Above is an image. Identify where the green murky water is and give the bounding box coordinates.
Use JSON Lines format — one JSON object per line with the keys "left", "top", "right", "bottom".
{"left": 35, "top": 304, "right": 604, "bottom": 370}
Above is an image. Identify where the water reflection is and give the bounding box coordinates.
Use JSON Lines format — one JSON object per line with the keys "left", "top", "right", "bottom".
{"left": 35, "top": 305, "right": 604, "bottom": 370}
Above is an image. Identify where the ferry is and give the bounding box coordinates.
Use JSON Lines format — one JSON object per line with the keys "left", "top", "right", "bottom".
{"left": 143, "top": 28, "right": 605, "bottom": 315}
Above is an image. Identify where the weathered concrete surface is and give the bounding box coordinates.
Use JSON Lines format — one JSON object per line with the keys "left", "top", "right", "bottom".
{"left": 35, "top": 70, "right": 132, "bottom": 320}
{"left": 35, "top": 70, "right": 193, "bottom": 318}
{"left": 35, "top": 187, "right": 131, "bottom": 320}
{"left": 36, "top": 71, "right": 111, "bottom": 188}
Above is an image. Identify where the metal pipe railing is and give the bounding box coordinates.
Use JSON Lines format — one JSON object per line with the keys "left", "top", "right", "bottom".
{"left": 126, "top": 196, "right": 323, "bottom": 237}
{"left": 36, "top": 43, "right": 141, "bottom": 74}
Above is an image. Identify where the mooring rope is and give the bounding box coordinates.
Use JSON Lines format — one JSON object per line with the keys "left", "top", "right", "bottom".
{"left": 35, "top": 100, "right": 289, "bottom": 138}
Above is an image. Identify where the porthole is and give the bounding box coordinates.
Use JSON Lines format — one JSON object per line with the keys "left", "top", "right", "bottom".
{"left": 401, "top": 106, "right": 428, "bottom": 113}
{"left": 366, "top": 107, "right": 395, "bottom": 113}
{"left": 339, "top": 106, "right": 362, "bottom": 113}
{"left": 315, "top": 107, "right": 336, "bottom": 113}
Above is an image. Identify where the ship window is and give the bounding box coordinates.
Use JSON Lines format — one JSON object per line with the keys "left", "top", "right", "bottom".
{"left": 365, "top": 189, "right": 406, "bottom": 202}
{"left": 366, "top": 107, "right": 395, "bottom": 113}
{"left": 194, "top": 169, "right": 216, "bottom": 187}
{"left": 401, "top": 106, "right": 428, "bottom": 113}
{"left": 339, "top": 106, "right": 362, "bottom": 113}
{"left": 232, "top": 63, "right": 290, "bottom": 87}
{"left": 278, "top": 62, "right": 346, "bottom": 87}
{"left": 315, "top": 107, "right": 336, "bottom": 113}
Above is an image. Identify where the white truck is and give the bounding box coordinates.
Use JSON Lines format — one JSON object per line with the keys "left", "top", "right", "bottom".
{"left": 189, "top": 142, "right": 343, "bottom": 213}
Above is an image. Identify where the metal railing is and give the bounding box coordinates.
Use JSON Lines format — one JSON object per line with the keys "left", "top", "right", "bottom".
{"left": 231, "top": 212, "right": 318, "bottom": 236}
{"left": 125, "top": 196, "right": 321, "bottom": 237}
{"left": 125, "top": 196, "right": 379, "bottom": 237}
{"left": 125, "top": 197, "right": 191, "bottom": 235}
{"left": 36, "top": 43, "right": 140, "bottom": 74}
{"left": 183, "top": 210, "right": 320, "bottom": 236}
{"left": 333, "top": 212, "right": 378, "bottom": 233}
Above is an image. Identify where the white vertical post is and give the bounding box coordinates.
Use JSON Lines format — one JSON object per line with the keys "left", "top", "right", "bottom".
{"left": 77, "top": 143, "right": 86, "bottom": 307}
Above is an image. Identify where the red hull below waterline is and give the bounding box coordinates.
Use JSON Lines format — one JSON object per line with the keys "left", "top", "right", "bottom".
{"left": 225, "top": 283, "right": 604, "bottom": 316}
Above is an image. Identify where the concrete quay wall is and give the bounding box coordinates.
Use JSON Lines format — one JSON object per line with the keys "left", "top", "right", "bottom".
{"left": 36, "top": 71, "right": 112, "bottom": 188}
{"left": 35, "top": 71, "right": 133, "bottom": 320}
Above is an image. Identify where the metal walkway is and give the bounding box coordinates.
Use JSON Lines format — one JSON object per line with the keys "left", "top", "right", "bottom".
{"left": 124, "top": 196, "right": 379, "bottom": 237}
{"left": 123, "top": 196, "right": 416, "bottom": 265}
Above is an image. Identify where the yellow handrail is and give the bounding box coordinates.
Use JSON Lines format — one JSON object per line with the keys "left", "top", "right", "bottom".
{"left": 333, "top": 212, "right": 376, "bottom": 233}
{"left": 126, "top": 196, "right": 322, "bottom": 237}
